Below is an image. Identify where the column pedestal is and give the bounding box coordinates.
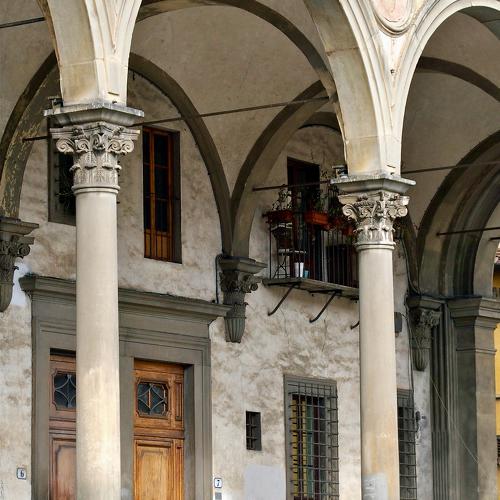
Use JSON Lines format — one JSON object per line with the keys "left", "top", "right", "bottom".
{"left": 49, "top": 103, "right": 142, "bottom": 499}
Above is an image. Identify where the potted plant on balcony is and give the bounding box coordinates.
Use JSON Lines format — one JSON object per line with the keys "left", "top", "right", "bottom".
{"left": 303, "top": 191, "right": 330, "bottom": 229}
{"left": 263, "top": 189, "right": 293, "bottom": 224}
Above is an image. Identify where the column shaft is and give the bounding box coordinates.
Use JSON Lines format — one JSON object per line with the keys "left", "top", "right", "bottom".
{"left": 338, "top": 180, "right": 413, "bottom": 500}
{"left": 358, "top": 246, "right": 399, "bottom": 499}
{"left": 76, "top": 189, "right": 121, "bottom": 499}
{"left": 50, "top": 109, "right": 141, "bottom": 500}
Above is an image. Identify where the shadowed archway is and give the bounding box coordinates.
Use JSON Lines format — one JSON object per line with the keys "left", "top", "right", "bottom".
{"left": 0, "top": 53, "right": 234, "bottom": 253}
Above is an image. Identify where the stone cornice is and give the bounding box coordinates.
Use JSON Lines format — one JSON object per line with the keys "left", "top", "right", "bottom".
{"left": 448, "top": 296, "right": 500, "bottom": 328}
{"left": 20, "top": 275, "right": 230, "bottom": 325}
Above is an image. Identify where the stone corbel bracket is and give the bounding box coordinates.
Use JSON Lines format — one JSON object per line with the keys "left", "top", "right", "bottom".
{"left": 407, "top": 295, "right": 442, "bottom": 371}
{"left": 219, "top": 256, "right": 266, "bottom": 343}
{"left": 0, "top": 217, "right": 38, "bottom": 312}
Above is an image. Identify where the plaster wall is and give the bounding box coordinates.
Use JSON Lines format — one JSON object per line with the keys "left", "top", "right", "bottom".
{"left": 131, "top": 5, "right": 320, "bottom": 193}
{"left": 0, "top": 1, "right": 52, "bottom": 134}
{"left": 401, "top": 12, "right": 500, "bottom": 228}
{"left": 0, "top": 74, "right": 432, "bottom": 499}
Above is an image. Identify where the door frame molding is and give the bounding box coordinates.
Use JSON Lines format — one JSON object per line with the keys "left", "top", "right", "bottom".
{"left": 21, "top": 275, "right": 229, "bottom": 500}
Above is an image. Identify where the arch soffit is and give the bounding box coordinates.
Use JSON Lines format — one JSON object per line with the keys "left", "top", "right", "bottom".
{"left": 137, "top": 0, "right": 336, "bottom": 95}
{"left": 300, "top": 111, "right": 341, "bottom": 133}
{"left": 416, "top": 56, "right": 500, "bottom": 103}
{"left": 395, "top": 1, "right": 500, "bottom": 146}
{"left": 231, "top": 81, "right": 330, "bottom": 256}
{"left": 0, "top": 53, "right": 233, "bottom": 253}
{"left": 415, "top": 130, "right": 500, "bottom": 296}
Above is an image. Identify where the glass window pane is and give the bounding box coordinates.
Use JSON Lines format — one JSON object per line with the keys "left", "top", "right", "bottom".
{"left": 137, "top": 381, "right": 168, "bottom": 417}
{"left": 155, "top": 166, "right": 169, "bottom": 198}
{"left": 53, "top": 373, "right": 77, "bottom": 409}
{"left": 155, "top": 199, "right": 169, "bottom": 232}
{"left": 153, "top": 134, "right": 168, "bottom": 166}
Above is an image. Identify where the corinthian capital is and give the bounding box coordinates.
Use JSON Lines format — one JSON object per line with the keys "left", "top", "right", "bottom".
{"left": 0, "top": 217, "right": 38, "bottom": 312}
{"left": 338, "top": 190, "right": 409, "bottom": 247}
{"left": 51, "top": 122, "right": 140, "bottom": 193}
{"left": 218, "top": 257, "right": 266, "bottom": 343}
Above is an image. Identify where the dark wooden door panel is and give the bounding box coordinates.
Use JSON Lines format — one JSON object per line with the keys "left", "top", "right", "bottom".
{"left": 50, "top": 436, "right": 76, "bottom": 500}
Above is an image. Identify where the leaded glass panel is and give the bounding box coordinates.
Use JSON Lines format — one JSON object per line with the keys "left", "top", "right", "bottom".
{"left": 137, "top": 381, "right": 168, "bottom": 417}
{"left": 53, "top": 372, "right": 76, "bottom": 409}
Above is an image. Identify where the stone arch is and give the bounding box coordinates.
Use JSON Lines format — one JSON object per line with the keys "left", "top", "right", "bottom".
{"left": 0, "top": 53, "right": 232, "bottom": 252}
{"left": 394, "top": 1, "right": 500, "bottom": 150}
{"left": 230, "top": 81, "right": 330, "bottom": 256}
{"left": 300, "top": 111, "right": 340, "bottom": 133}
{"left": 37, "top": 0, "right": 142, "bottom": 104}
{"left": 137, "top": 0, "right": 336, "bottom": 95}
{"left": 416, "top": 130, "right": 500, "bottom": 296}
{"left": 303, "top": 0, "right": 394, "bottom": 174}
{"left": 417, "top": 57, "right": 500, "bottom": 103}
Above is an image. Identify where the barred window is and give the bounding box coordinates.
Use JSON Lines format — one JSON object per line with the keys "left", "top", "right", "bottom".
{"left": 285, "top": 376, "right": 339, "bottom": 499}
{"left": 246, "top": 411, "right": 262, "bottom": 451}
{"left": 397, "top": 389, "right": 417, "bottom": 500}
{"left": 497, "top": 436, "right": 500, "bottom": 466}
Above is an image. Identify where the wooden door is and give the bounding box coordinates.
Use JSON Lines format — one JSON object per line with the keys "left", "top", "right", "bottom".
{"left": 49, "top": 353, "right": 77, "bottom": 500}
{"left": 134, "top": 360, "right": 184, "bottom": 500}
{"left": 48, "top": 355, "right": 185, "bottom": 499}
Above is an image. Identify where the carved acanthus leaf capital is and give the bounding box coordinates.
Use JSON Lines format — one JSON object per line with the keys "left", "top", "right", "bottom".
{"left": 218, "top": 257, "right": 266, "bottom": 343}
{"left": 0, "top": 217, "right": 38, "bottom": 312}
{"left": 409, "top": 307, "right": 441, "bottom": 371}
{"left": 338, "top": 190, "right": 409, "bottom": 247}
{"left": 51, "top": 122, "right": 140, "bottom": 192}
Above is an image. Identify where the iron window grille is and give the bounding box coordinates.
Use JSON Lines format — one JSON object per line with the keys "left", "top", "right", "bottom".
{"left": 246, "top": 411, "right": 262, "bottom": 451}
{"left": 397, "top": 389, "right": 418, "bottom": 500}
{"left": 497, "top": 435, "right": 500, "bottom": 467}
{"left": 284, "top": 376, "right": 339, "bottom": 500}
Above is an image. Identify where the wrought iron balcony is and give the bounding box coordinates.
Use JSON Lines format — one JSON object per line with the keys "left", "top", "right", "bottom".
{"left": 263, "top": 188, "right": 358, "bottom": 287}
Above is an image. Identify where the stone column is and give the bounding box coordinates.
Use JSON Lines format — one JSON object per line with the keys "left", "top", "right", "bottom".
{"left": 448, "top": 297, "right": 500, "bottom": 500}
{"left": 49, "top": 104, "right": 141, "bottom": 500}
{"left": 337, "top": 174, "right": 414, "bottom": 500}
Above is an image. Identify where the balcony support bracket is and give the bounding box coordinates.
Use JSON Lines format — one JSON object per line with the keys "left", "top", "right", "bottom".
{"left": 309, "top": 291, "right": 339, "bottom": 323}
{"left": 267, "top": 283, "right": 298, "bottom": 316}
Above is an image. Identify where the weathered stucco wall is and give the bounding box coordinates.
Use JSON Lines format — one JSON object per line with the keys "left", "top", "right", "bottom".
{"left": 0, "top": 3, "right": 443, "bottom": 497}
{"left": 0, "top": 71, "right": 433, "bottom": 499}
